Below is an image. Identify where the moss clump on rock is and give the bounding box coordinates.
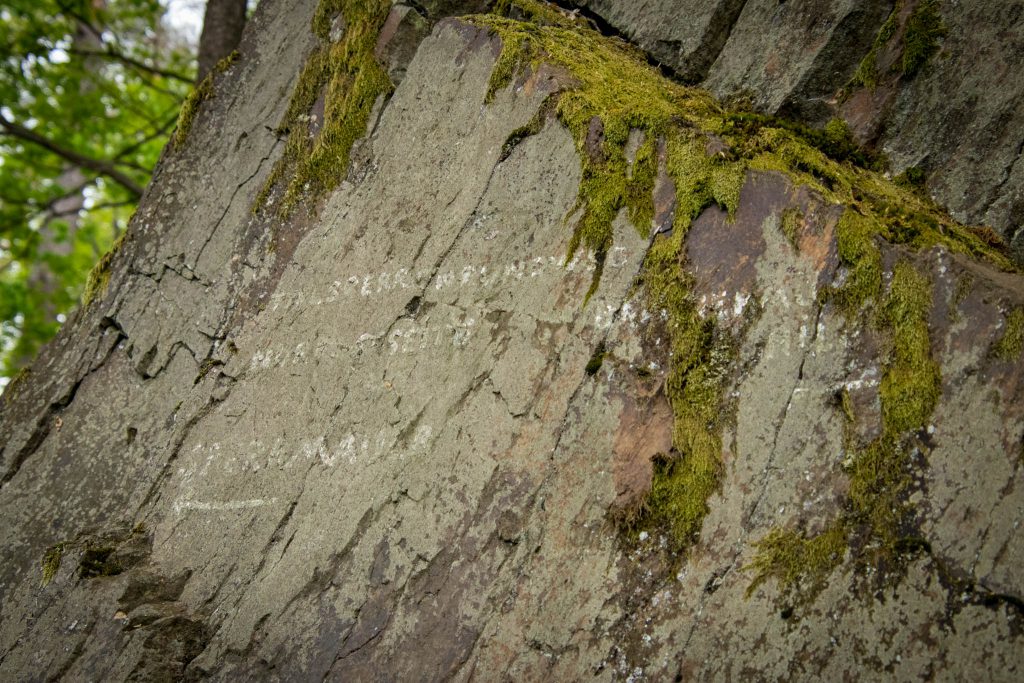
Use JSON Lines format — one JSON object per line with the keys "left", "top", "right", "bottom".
{"left": 82, "top": 229, "right": 128, "bottom": 308}
{"left": 780, "top": 206, "right": 804, "bottom": 251}
{"left": 638, "top": 229, "right": 737, "bottom": 548}
{"left": 471, "top": 0, "right": 1011, "bottom": 557}
{"left": 849, "top": 0, "right": 947, "bottom": 89}
{"left": 255, "top": 0, "right": 393, "bottom": 217}
{"left": 745, "top": 526, "right": 847, "bottom": 601}
{"left": 992, "top": 307, "right": 1024, "bottom": 360}
{"left": 40, "top": 543, "right": 65, "bottom": 587}
{"left": 902, "top": 0, "right": 947, "bottom": 77}
{"left": 878, "top": 262, "right": 942, "bottom": 434}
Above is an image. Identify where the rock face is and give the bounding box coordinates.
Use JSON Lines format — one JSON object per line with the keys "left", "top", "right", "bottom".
{"left": 1, "top": 0, "right": 1023, "bottom": 680}
{"left": 571, "top": 0, "right": 1024, "bottom": 260}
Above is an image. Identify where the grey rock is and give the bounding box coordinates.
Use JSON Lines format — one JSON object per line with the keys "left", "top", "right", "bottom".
{"left": 0, "top": 1, "right": 1022, "bottom": 680}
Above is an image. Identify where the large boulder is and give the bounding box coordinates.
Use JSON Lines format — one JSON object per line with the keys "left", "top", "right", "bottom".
{"left": 1, "top": 1, "right": 1022, "bottom": 679}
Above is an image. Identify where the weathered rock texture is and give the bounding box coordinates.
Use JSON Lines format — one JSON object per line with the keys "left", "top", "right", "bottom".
{"left": 570, "top": 0, "right": 1024, "bottom": 260}
{"left": 1, "top": 0, "right": 1023, "bottom": 680}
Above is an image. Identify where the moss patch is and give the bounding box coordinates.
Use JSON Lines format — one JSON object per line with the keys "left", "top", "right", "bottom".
{"left": 849, "top": 0, "right": 946, "bottom": 89}
{"left": 585, "top": 341, "right": 607, "bottom": 375}
{"left": 255, "top": 0, "right": 393, "bottom": 218}
{"left": 878, "top": 262, "right": 941, "bottom": 434}
{"left": 992, "top": 307, "right": 1024, "bottom": 361}
{"left": 902, "top": 0, "right": 947, "bottom": 77}
{"left": 636, "top": 229, "right": 738, "bottom": 549}
{"left": 850, "top": 3, "right": 901, "bottom": 89}
{"left": 780, "top": 206, "right": 804, "bottom": 251}
{"left": 746, "top": 526, "right": 847, "bottom": 601}
{"left": 172, "top": 51, "right": 239, "bottom": 150}
{"left": 40, "top": 543, "right": 65, "bottom": 587}
{"left": 470, "top": 0, "right": 1012, "bottom": 558}
{"left": 895, "top": 166, "right": 927, "bottom": 194}
{"left": 2, "top": 367, "right": 31, "bottom": 405}
{"left": 748, "top": 260, "right": 941, "bottom": 608}
{"left": 827, "top": 210, "right": 884, "bottom": 317}
{"left": 82, "top": 230, "right": 128, "bottom": 308}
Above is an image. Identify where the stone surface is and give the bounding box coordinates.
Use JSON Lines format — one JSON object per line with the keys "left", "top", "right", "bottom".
{"left": 0, "top": 1, "right": 1023, "bottom": 680}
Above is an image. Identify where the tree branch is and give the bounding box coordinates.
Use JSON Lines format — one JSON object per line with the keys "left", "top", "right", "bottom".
{"left": 0, "top": 114, "right": 145, "bottom": 198}
{"left": 50, "top": 199, "right": 134, "bottom": 218}
{"left": 69, "top": 46, "right": 194, "bottom": 85}
{"left": 114, "top": 113, "right": 179, "bottom": 160}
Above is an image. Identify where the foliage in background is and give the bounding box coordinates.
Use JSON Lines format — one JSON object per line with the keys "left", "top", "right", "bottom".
{"left": 0, "top": 0, "right": 194, "bottom": 382}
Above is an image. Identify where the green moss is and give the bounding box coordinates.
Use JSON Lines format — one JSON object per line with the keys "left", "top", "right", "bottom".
{"left": 255, "top": 0, "right": 393, "bottom": 217}
{"left": 82, "top": 230, "right": 128, "bottom": 308}
{"left": 850, "top": 2, "right": 901, "bottom": 89}
{"left": 902, "top": 0, "right": 947, "bottom": 77}
{"left": 468, "top": 5, "right": 1013, "bottom": 559}
{"left": 470, "top": 12, "right": 726, "bottom": 267}
{"left": 721, "top": 112, "right": 883, "bottom": 172}
{"left": 40, "top": 543, "right": 65, "bottom": 587}
{"left": 480, "top": 10, "right": 1011, "bottom": 272}
{"left": 749, "top": 261, "right": 940, "bottom": 606}
{"left": 780, "top": 206, "right": 804, "bottom": 251}
{"left": 493, "top": 0, "right": 579, "bottom": 29}
{"left": 849, "top": 0, "right": 946, "bottom": 89}
{"left": 585, "top": 342, "right": 607, "bottom": 375}
{"left": 2, "top": 367, "right": 31, "bottom": 405}
{"left": 173, "top": 51, "right": 239, "bottom": 150}
{"left": 895, "top": 166, "right": 928, "bottom": 194}
{"left": 840, "top": 387, "right": 856, "bottom": 423}
{"left": 828, "top": 210, "right": 883, "bottom": 317}
{"left": 500, "top": 95, "right": 557, "bottom": 160}
{"left": 745, "top": 526, "right": 847, "bottom": 603}
{"left": 992, "top": 307, "right": 1024, "bottom": 360}
{"left": 633, "top": 230, "right": 735, "bottom": 549}
{"left": 878, "top": 262, "right": 941, "bottom": 434}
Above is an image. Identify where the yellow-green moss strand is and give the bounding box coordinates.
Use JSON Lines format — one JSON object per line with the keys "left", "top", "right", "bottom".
{"left": 878, "top": 261, "right": 941, "bottom": 435}
{"left": 780, "top": 206, "right": 804, "bottom": 251}
{"left": 850, "top": 2, "right": 901, "bottom": 89}
{"left": 829, "top": 210, "right": 883, "bottom": 317}
{"left": 41, "top": 543, "right": 65, "bottom": 587}
{"left": 82, "top": 230, "right": 128, "bottom": 307}
{"left": 172, "top": 51, "right": 238, "bottom": 150}
{"left": 257, "top": 0, "right": 393, "bottom": 218}
{"left": 992, "top": 307, "right": 1024, "bottom": 360}
{"left": 745, "top": 526, "right": 847, "bottom": 602}
{"left": 630, "top": 230, "right": 734, "bottom": 550}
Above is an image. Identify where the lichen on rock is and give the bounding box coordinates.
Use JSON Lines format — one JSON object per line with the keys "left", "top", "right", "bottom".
{"left": 993, "top": 307, "right": 1024, "bottom": 361}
